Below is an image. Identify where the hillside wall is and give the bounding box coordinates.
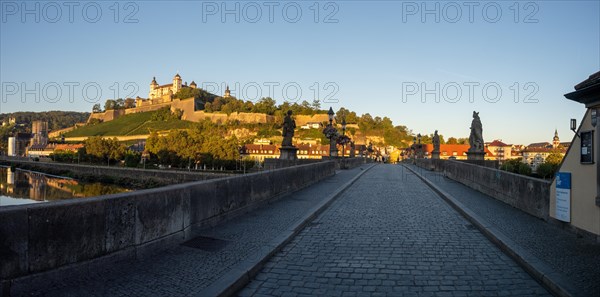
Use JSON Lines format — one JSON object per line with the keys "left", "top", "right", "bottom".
{"left": 86, "top": 98, "right": 277, "bottom": 126}
{"left": 295, "top": 114, "right": 329, "bottom": 126}
{"left": 87, "top": 109, "right": 126, "bottom": 123}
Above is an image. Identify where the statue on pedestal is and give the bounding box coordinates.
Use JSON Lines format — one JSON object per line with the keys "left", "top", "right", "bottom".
{"left": 279, "top": 110, "right": 298, "bottom": 160}
{"left": 282, "top": 110, "right": 296, "bottom": 147}
{"left": 432, "top": 130, "right": 441, "bottom": 159}
{"left": 432, "top": 130, "right": 440, "bottom": 152}
{"left": 468, "top": 111, "right": 483, "bottom": 152}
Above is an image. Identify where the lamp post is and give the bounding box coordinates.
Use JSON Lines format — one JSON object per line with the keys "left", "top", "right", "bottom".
{"left": 341, "top": 118, "right": 346, "bottom": 159}
{"left": 413, "top": 136, "right": 417, "bottom": 159}
{"left": 326, "top": 107, "right": 338, "bottom": 157}
{"left": 141, "top": 151, "right": 149, "bottom": 169}
{"left": 417, "top": 133, "right": 422, "bottom": 158}
{"left": 328, "top": 107, "right": 334, "bottom": 127}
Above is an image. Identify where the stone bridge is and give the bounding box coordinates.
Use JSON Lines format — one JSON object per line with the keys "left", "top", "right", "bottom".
{"left": 1, "top": 160, "right": 599, "bottom": 297}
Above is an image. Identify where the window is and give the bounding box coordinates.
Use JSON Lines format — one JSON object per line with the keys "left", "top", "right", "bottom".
{"left": 581, "top": 130, "right": 594, "bottom": 164}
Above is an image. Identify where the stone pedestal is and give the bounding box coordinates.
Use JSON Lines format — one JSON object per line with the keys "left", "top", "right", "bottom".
{"left": 329, "top": 138, "right": 338, "bottom": 157}
{"left": 279, "top": 146, "right": 298, "bottom": 160}
{"left": 466, "top": 151, "right": 486, "bottom": 161}
{"left": 431, "top": 151, "right": 440, "bottom": 159}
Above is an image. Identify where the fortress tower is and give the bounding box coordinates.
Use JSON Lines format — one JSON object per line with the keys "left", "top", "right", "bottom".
{"left": 172, "top": 73, "right": 182, "bottom": 94}
{"left": 148, "top": 73, "right": 188, "bottom": 100}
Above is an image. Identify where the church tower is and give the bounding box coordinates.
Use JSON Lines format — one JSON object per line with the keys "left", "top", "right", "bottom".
{"left": 224, "top": 85, "right": 231, "bottom": 98}
{"left": 552, "top": 129, "right": 560, "bottom": 149}
{"left": 172, "top": 73, "right": 182, "bottom": 94}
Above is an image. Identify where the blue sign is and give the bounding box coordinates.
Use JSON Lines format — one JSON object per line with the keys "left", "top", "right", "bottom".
{"left": 555, "top": 172, "right": 571, "bottom": 222}
{"left": 556, "top": 172, "right": 571, "bottom": 189}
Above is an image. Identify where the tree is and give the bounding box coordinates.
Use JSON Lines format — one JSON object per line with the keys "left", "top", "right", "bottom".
{"left": 253, "top": 97, "right": 277, "bottom": 115}
{"left": 104, "top": 99, "right": 116, "bottom": 110}
{"left": 124, "top": 98, "right": 136, "bottom": 109}
{"left": 447, "top": 137, "right": 458, "bottom": 145}
{"left": 545, "top": 152, "right": 563, "bottom": 165}
{"left": 115, "top": 99, "right": 125, "bottom": 109}
{"left": 536, "top": 163, "right": 557, "bottom": 179}
{"left": 311, "top": 99, "right": 321, "bottom": 110}
{"left": 92, "top": 104, "right": 102, "bottom": 113}
{"left": 84, "top": 136, "right": 126, "bottom": 164}
{"left": 517, "top": 162, "right": 532, "bottom": 175}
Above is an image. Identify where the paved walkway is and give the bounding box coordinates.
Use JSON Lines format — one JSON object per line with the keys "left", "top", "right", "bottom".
{"left": 240, "top": 164, "right": 550, "bottom": 297}
{"left": 21, "top": 166, "right": 370, "bottom": 297}
{"left": 403, "top": 163, "right": 600, "bottom": 297}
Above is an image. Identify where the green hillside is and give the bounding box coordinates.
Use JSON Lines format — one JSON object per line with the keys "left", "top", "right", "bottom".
{"left": 64, "top": 111, "right": 193, "bottom": 137}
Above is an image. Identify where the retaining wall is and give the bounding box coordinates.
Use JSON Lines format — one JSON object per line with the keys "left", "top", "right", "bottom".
{"left": 0, "top": 161, "right": 336, "bottom": 285}
{"left": 415, "top": 159, "right": 550, "bottom": 220}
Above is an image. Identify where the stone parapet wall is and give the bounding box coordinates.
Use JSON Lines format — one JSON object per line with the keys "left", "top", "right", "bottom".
{"left": 414, "top": 158, "right": 550, "bottom": 220}
{"left": 0, "top": 161, "right": 336, "bottom": 283}
{"left": 0, "top": 159, "right": 230, "bottom": 184}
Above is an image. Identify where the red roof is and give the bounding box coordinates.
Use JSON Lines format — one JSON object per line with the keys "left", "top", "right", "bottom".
{"left": 522, "top": 147, "right": 567, "bottom": 153}
{"left": 487, "top": 140, "right": 509, "bottom": 147}
{"left": 417, "top": 144, "right": 494, "bottom": 157}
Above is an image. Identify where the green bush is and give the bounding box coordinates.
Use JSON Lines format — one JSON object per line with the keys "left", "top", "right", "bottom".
{"left": 517, "top": 162, "right": 532, "bottom": 175}
{"left": 536, "top": 162, "right": 559, "bottom": 179}
{"left": 124, "top": 152, "right": 141, "bottom": 168}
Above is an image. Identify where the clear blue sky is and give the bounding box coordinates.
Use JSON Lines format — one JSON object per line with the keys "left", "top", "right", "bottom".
{"left": 1, "top": 1, "right": 599, "bottom": 145}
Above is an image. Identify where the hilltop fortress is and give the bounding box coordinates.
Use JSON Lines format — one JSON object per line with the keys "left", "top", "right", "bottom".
{"left": 88, "top": 74, "right": 327, "bottom": 126}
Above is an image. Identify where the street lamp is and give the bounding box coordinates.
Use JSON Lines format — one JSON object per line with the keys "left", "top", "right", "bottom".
{"left": 570, "top": 118, "right": 580, "bottom": 138}
{"left": 141, "top": 151, "right": 149, "bottom": 169}
{"left": 417, "top": 133, "right": 422, "bottom": 158}
{"left": 341, "top": 118, "right": 346, "bottom": 157}
{"left": 325, "top": 107, "right": 338, "bottom": 157}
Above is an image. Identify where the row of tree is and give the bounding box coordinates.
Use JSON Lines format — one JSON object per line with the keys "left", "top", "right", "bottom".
{"left": 499, "top": 152, "right": 563, "bottom": 179}
{"left": 145, "top": 120, "right": 241, "bottom": 168}
{"left": 51, "top": 118, "right": 252, "bottom": 170}
{"left": 0, "top": 111, "right": 89, "bottom": 131}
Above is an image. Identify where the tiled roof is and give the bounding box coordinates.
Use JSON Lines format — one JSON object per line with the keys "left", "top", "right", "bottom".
{"left": 574, "top": 71, "right": 600, "bottom": 90}
{"left": 522, "top": 147, "right": 567, "bottom": 153}
{"left": 527, "top": 142, "right": 551, "bottom": 148}
{"left": 417, "top": 144, "right": 494, "bottom": 157}
{"left": 487, "top": 140, "right": 510, "bottom": 147}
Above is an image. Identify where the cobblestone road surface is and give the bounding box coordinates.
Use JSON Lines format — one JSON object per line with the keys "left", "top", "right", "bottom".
{"left": 404, "top": 163, "right": 600, "bottom": 297}
{"left": 240, "top": 164, "right": 550, "bottom": 297}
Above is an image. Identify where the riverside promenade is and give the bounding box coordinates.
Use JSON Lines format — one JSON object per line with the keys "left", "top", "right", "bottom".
{"left": 10, "top": 164, "right": 599, "bottom": 297}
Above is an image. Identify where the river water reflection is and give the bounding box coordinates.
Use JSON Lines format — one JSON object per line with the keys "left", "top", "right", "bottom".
{"left": 0, "top": 167, "right": 130, "bottom": 206}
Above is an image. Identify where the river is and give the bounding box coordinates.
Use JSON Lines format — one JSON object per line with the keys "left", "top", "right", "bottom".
{"left": 0, "top": 166, "right": 130, "bottom": 206}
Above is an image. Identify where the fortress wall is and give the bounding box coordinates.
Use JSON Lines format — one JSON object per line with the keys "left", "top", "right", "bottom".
{"left": 295, "top": 114, "right": 329, "bottom": 126}
{"left": 0, "top": 161, "right": 335, "bottom": 287}
{"left": 87, "top": 109, "right": 126, "bottom": 123}
{"left": 125, "top": 102, "right": 172, "bottom": 115}
{"left": 85, "top": 99, "right": 322, "bottom": 127}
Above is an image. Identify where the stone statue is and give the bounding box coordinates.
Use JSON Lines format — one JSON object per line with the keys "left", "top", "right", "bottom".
{"left": 468, "top": 111, "right": 483, "bottom": 152}
{"left": 432, "top": 130, "right": 440, "bottom": 152}
{"left": 282, "top": 110, "right": 296, "bottom": 147}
